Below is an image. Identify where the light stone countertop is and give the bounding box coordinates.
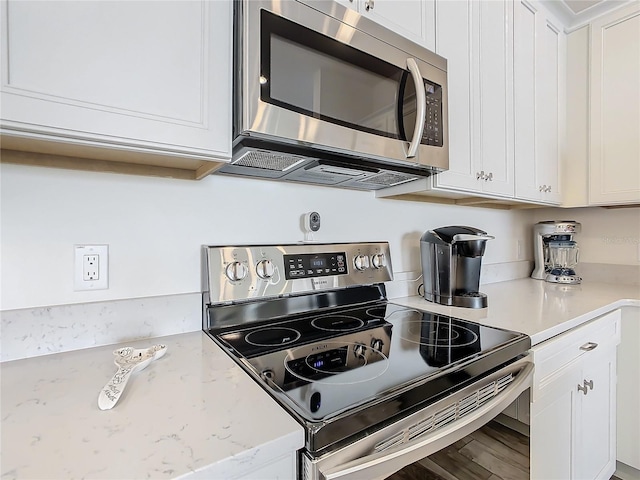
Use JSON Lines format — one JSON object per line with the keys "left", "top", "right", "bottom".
{"left": 0, "top": 331, "right": 304, "bottom": 480}
{"left": 2, "top": 278, "right": 638, "bottom": 480}
{"left": 391, "top": 278, "right": 640, "bottom": 345}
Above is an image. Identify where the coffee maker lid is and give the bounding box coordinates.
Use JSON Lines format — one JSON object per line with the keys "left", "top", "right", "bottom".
{"left": 422, "top": 226, "right": 494, "bottom": 245}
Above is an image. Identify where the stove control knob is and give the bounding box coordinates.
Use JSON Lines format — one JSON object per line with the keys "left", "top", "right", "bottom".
{"left": 353, "top": 343, "right": 367, "bottom": 359}
{"left": 354, "top": 254, "right": 370, "bottom": 271}
{"left": 371, "top": 253, "right": 386, "bottom": 269}
{"left": 225, "top": 261, "right": 248, "bottom": 282}
{"left": 256, "top": 259, "right": 275, "bottom": 279}
{"left": 371, "top": 338, "right": 384, "bottom": 352}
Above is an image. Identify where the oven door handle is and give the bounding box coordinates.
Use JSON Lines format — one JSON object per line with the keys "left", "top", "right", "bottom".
{"left": 406, "top": 57, "right": 426, "bottom": 159}
{"left": 321, "top": 360, "right": 534, "bottom": 480}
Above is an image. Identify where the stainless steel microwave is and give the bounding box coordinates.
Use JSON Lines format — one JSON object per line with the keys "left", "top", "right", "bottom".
{"left": 219, "top": 0, "right": 449, "bottom": 191}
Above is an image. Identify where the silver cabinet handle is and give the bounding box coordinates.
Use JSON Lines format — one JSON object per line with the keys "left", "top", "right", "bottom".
{"left": 580, "top": 342, "right": 598, "bottom": 351}
{"left": 406, "top": 58, "right": 426, "bottom": 158}
{"left": 365, "top": 0, "right": 374, "bottom": 11}
{"left": 486, "top": 172, "right": 493, "bottom": 181}
{"left": 477, "top": 171, "right": 485, "bottom": 180}
{"left": 578, "top": 379, "right": 594, "bottom": 395}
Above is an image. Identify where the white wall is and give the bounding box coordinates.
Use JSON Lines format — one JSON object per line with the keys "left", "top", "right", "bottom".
{"left": 1, "top": 163, "right": 535, "bottom": 310}
{"left": 532, "top": 206, "right": 640, "bottom": 265}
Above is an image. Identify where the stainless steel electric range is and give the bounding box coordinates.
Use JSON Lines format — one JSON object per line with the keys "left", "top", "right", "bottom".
{"left": 202, "top": 242, "right": 532, "bottom": 480}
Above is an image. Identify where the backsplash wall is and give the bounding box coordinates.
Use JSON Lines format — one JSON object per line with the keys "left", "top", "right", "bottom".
{"left": 532, "top": 206, "right": 640, "bottom": 266}
{"left": 1, "top": 162, "right": 535, "bottom": 311}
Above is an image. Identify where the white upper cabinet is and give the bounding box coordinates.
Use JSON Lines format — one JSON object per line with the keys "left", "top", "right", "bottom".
{"left": 0, "top": 0, "right": 231, "bottom": 179}
{"left": 589, "top": 3, "right": 640, "bottom": 205}
{"left": 329, "top": 0, "right": 436, "bottom": 50}
{"left": 514, "top": 0, "right": 563, "bottom": 205}
{"left": 432, "top": 0, "right": 514, "bottom": 198}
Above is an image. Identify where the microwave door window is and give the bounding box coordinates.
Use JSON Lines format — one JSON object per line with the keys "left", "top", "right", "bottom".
{"left": 260, "top": 10, "right": 404, "bottom": 140}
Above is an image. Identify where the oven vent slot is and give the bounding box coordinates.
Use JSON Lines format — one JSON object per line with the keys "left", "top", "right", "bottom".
{"left": 458, "top": 391, "right": 480, "bottom": 417}
{"left": 496, "top": 373, "right": 514, "bottom": 392}
{"left": 434, "top": 404, "right": 457, "bottom": 429}
{"left": 407, "top": 415, "right": 435, "bottom": 441}
{"left": 478, "top": 382, "right": 497, "bottom": 405}
{"left": 374, "top": 432, "right": 405, "bottom": 453}
{"left": 371, "top": 373, "right": 517, "bottom": 453}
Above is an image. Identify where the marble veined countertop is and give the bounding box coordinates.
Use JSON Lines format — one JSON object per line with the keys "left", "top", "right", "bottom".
{"left": 391, "top": 278, "right": 640, "bottom": 345}
{"left": 0, "top": 331, "right": 304, "bottom": 479}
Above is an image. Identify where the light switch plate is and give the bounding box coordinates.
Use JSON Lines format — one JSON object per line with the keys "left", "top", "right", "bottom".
{"left": 74, "top": 245, "right": 108, "bottom": 291}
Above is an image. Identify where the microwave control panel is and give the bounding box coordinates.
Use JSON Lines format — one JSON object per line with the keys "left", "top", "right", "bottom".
{"left": 421, "top": 80, "right": 443, "bottom": 147}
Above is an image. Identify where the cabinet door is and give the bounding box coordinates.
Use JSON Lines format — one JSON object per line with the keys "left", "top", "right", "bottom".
{"left": 434, "top": 0, "right": 513, "bottom": 198}
{"left": 474, "top": 0, "right": 514, "bottom": 197}
{"left": 433, "top": 0, "right": 481, "bottom": 194}
{"left": 0, "top": 0, "right": 231, "bottom": 160}
{"left": 537, "top": 18, "right": 562, "bottom": 204}
{"left": 514, "top": 1, "right": 562, "bottom": 204}
{"left": 589, "top": 4, "right": 640, "bottom": 205}
{"left": 530, "top": 364, "right": 578, "bottom": 480}
{"left": 574, "top": 347, "right": 617, "bottom": 480}
{"left": 362, "top": 0, "right": 435, "bottom": 50}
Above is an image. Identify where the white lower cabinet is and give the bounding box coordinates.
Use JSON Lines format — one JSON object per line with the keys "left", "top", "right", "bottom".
{"left": 530, "top": 310, "right": 621, "bottom": 480}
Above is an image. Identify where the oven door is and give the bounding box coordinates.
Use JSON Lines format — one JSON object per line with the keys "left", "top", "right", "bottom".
{"left": 300, "top": 356, "right": 533, "bottom": 480}
{"left": 235, "top": 0, "right": 448, "bottom": 170}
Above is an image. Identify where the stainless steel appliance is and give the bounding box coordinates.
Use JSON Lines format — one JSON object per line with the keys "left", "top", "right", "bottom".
{"left": 202, "top": 242, "right": 532, "bottom": 480}
{"left": 218, "top": 0, "right": 449, "bottom": 191}
{"left": 532, "top": 220, "right": 582, "bottom": 284}
{"left": 420, "top": 226, "right": 494, "bottom": 308}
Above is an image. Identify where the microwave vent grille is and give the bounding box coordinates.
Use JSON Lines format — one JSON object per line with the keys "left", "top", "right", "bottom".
{"left": 359, "top": 171, "right": 419, "bottom": 187}
{"left": 232, "top": 150, "right": 307, "bottom": 172}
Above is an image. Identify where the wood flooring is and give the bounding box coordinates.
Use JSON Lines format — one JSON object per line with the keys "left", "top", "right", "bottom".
{"left": 387, "top": 420, "right": 622, "bottom": 480}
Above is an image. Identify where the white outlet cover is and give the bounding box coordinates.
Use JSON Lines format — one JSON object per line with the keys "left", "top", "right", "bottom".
{"left": 74, "top": 245, "right": 109, "bottom": 291}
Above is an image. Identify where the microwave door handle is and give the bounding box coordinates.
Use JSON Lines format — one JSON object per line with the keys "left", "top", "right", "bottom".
{"left": 406, "top": 58, "right": 426, "bottom": 158}
{"left": 320, "top": 360, "right": 534, "bottom": 480}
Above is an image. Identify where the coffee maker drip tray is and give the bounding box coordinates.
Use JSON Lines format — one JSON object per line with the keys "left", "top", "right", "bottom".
{"left": 425, "top": 291, "right": 488, "bottom": 309}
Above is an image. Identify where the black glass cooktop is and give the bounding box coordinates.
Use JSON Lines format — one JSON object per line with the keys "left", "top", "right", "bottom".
{"left": 213, "top": 303, "right": 530, "bottom": 424}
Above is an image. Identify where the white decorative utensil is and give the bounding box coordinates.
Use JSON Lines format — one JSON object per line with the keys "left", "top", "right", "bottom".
{"left": 98, "top": 344, "right": 167, "bottom": 410}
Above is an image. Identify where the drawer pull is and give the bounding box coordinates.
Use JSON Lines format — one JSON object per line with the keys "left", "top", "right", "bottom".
{"left": 580, "top": 342, "right": 598, "bottom": 351}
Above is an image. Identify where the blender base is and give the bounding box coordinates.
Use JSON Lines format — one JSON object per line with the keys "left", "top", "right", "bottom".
{"left": 544, "top": 273, "right": 582, "bottom": 284}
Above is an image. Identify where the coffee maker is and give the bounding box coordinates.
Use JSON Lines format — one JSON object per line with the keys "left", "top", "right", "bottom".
{"left": 420, "top": 226, "right": 494, "bottom": 308}
{"left": 532, "top": 220, "right": 582, "bottom": 284}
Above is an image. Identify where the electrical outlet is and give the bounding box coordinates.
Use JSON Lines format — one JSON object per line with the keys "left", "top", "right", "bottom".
{"left": 516, "top": 240, "right": 524, "bottom": 260}
{"left": 75, "top": 245, "right": 108, "bottom": 291}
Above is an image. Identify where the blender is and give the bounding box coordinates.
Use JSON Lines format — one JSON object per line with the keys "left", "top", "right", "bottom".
{"left": 532, "top": 221, "right": 582, "bottom": 284}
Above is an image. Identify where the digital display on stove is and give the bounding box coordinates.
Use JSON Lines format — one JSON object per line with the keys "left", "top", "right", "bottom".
{"left": 283, "top": 252, "right": 347, "bottom": 280}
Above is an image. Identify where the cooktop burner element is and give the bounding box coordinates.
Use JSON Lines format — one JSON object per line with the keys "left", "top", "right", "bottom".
{"left": 245, "top": 327, "right": 301, "bottom": 347}
{"left": 402, "top": 319, "right": 480, "bottom": 347}
{"left": 311, "top": 315, "right": 365, "bottom": 331}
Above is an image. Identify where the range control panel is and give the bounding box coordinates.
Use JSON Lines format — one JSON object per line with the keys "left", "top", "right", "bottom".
{"left": 204, "top": 242, "right": 393, "bottom": 304}
{"left": 284, "top": 252, "right": 347, "bottom": 279}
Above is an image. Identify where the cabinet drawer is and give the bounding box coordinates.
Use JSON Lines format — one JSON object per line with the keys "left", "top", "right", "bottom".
{"left": 531, "top": 310, "right": 621, "bottom": 387}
